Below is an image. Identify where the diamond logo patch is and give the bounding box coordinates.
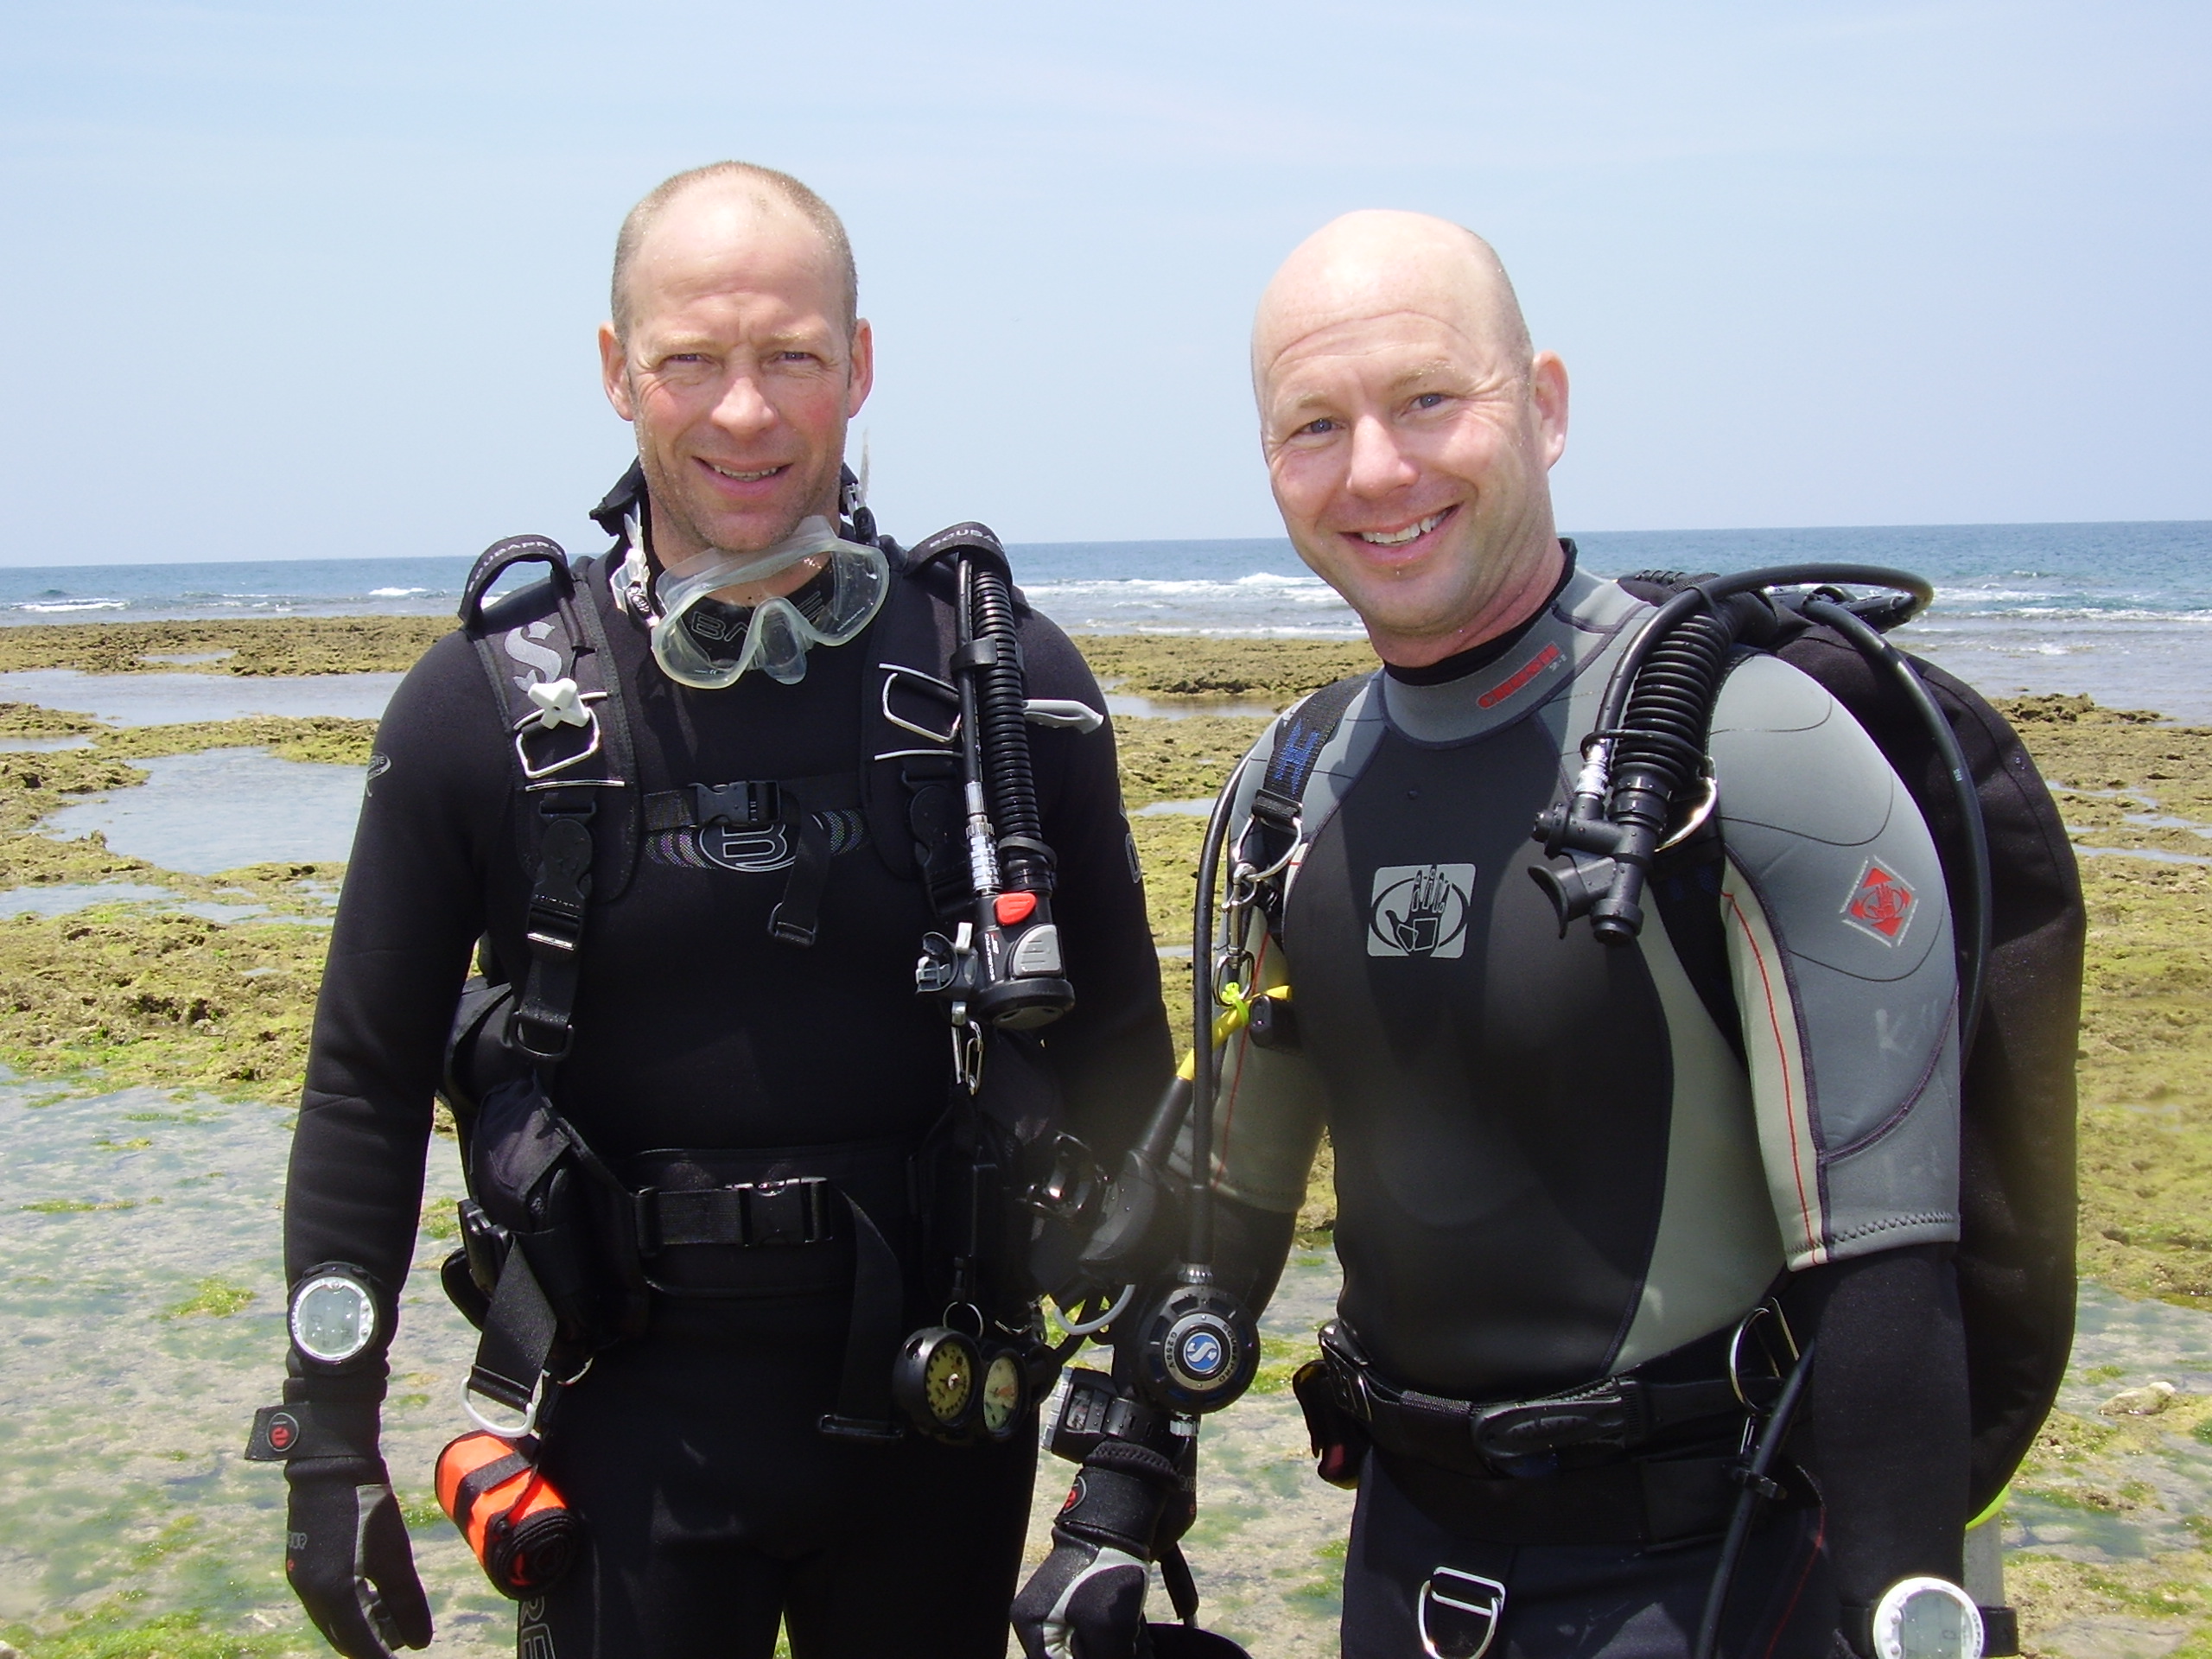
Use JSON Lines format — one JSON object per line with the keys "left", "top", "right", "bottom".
{"left": 1841, "top": 859, "right": 1917, "bottom": 945}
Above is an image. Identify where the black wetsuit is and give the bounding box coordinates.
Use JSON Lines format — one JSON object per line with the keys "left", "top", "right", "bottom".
{"left": 286, "top": 542, "right": 1172, "bottom": 1657}
{"left": 1205, "top": 557, "right": 1970, "bottom": 1659}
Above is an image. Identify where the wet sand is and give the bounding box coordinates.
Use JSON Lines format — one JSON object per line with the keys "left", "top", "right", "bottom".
{"left": 0, "top": 624, "right": 2209, "bottom": 1656}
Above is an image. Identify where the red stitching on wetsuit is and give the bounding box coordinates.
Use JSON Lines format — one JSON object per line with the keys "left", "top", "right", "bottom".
{"left": 1724, "top": 888, "right": 1821, "bottom": 1260}
{"left": 1758, "top": 1508, "right": 1827, "bottom": 1659}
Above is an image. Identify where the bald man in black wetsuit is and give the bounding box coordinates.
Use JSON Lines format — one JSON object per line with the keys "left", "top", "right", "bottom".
{"left": 1024, "top": 213, "right": 1975, "bottom": 1659}
{"left": 258, "top": 162, "right": 1171, "bottom": 1659}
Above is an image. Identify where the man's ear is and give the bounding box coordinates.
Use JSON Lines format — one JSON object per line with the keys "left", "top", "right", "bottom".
{"left": 1531, "top": 351, "right": 1569, "bottom": 468}
{"left": 600, "top": 323, "right": 635, "bottom": 421}
{"left": 846, "top": 318, "right": 876, "bottom": 416}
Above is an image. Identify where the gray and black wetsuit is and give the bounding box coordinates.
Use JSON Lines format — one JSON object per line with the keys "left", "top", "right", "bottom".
{"left": 286, "top": 536, "right": 1173, "bottom": 1657}
{"left": 1201, "top": 556, "right": 1970, "bottom": 1659}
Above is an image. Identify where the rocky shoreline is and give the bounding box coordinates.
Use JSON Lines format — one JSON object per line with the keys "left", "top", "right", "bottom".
{"left": 0, "top": 624, "right": 2205, "bottom": 1656}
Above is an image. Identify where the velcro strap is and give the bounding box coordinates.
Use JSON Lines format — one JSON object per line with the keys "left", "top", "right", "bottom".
{"left": 469, "top": 1246, "right": 563, "bottom": 1416}
{"left": 817, "top": 1193, "right": 909, "bottom": 1444}
{"left": 632, "top": 1177, "right": 836, "bottom": 1255}
{"left": 242, "top": 1401, "right": 377, "bottom": 1463}
{"left": 768, "top": 785, "right": 831, "bottom": 947}
{"left": 449, "top": 1449, "right": 535, "bottom": 1533}
{"left": 1052, "top": 1440, "right": 1180, "bottom": 1559}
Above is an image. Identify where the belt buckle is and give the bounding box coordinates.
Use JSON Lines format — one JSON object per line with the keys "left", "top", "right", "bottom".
{"left": 1470, "top": 1387, "right": 1631, "bottom": 1462}
{"left": 743, "top": 1176, "right": 826, "bottom": 1247}
{"left": 1319, "top": 1321, "right": 1375, "bottom": 1424}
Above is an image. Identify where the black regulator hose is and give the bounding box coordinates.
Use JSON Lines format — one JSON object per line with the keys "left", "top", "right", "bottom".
{"left": 1802, "top": 598, "right": 1994, "bottom": 1051}
{"left": 1691, "top": 1338, "right": 1818, "bottom": 1659}
{"left": 967, "top": 558, "right": 1052, "bottom": 894}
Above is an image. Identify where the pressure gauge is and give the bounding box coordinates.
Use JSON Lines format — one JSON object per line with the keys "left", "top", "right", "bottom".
{"left": 893, "top": 1327, "right": 982, "bottom": 1438}
{"left": 289, "top": 1268, "right": 378, "bottom": 1367}
{"left": 979, "top": 1349, "right": 1027, "bottom": 1442}
{"left": 1872, "top": 1578, "right": 1984, "bottom": 1659}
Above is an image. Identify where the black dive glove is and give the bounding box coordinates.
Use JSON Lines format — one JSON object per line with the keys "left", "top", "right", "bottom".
{"left": 1013, "top": 1438, "right": 1189, "bottom": 1659}
{"left": 284, "top": 1456, "right": 433, "bottom": 1657}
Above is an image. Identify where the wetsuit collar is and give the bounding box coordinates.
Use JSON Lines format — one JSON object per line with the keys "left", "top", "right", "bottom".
{"left": 1380, "top": 548, "right": 1650, "bottom": 745}
{"left": 1383, "top": 542, "right": 1580, "bottom": 688}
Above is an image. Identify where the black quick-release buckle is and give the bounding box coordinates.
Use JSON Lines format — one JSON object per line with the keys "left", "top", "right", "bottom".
{"left": 693, "top": 779, "right": 781, "bottom": 829}
{"left": 1318, "top": 1320, "right": 1376, "bottom": 1423}
{"left": 1470, "top": 1385, "right": 1639, "bottom": 1461}
{"left": 744, "top": 1178, "right": 830, "bottom": 1246}
{"left": 632, "top": 1176, "right": 835, "bottom": 1256}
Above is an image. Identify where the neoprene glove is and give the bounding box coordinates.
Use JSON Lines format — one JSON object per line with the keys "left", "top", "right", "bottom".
{"left": 284, "top": 1456, "right": 433, "bottom": 1658}
{"left": 1013, "top": 1439, "right": 1184, "bottom": 1659}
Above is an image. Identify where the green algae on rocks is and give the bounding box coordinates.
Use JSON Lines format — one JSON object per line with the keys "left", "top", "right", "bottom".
{"left": 1074, "top": 634, "right": 1372, "bottom": 703}
{"left": 0, "top": 616, "right": 448, "bottom": 677}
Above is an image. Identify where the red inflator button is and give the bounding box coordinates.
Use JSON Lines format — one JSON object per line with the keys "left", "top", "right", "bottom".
{"left": 995, "top": 891, "right": 1038, "bottom": 925}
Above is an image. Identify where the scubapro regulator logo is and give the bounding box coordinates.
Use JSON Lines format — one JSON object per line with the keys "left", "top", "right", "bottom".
{"left": 1368, "top": 863, "right": 1476, "bottom": 959}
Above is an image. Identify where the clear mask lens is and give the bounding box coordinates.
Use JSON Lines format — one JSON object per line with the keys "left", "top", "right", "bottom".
{"left": 649, "top": 516, "right": 889, "bottom": 690}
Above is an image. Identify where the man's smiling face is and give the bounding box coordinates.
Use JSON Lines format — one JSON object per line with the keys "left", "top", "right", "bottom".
{"left": 1255, "top": 213, "right": 1568, "bottom": 665}
{"left": 601, "top": 185, "right": 872, "bottom": 572}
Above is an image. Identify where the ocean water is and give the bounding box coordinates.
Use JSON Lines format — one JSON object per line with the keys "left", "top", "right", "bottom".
{"left": 4, "top": 518, "right": 2208, "bottom": 717}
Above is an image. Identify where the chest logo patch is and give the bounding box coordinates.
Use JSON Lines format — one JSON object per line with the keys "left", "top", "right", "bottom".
{"left": 1368, "top": 862, "right": 1475, "bottom": 958}
{"left": 1841, "top": 858, "right": 1916, "bottom": 944}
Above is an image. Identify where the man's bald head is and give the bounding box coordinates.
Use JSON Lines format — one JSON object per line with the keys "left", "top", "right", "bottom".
{"left": 1252, "top": 211, "right": 1531, "bottom": 397}
{"left": 611, "top": 162, "right": 857, "bottom": 345}
{"left": 1248, "top": 211, "right": 1568, "bottom": 667}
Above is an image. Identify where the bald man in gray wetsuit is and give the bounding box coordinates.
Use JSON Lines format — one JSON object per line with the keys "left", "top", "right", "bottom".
{"left": 1194, "top": 215, "right": 1970, "bottom": 1659}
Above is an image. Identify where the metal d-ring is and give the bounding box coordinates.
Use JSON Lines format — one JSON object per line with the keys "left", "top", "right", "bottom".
{"left": 512, "top": 696, "right": 607, "bottom": 781}
{"left": 879, "top": 662, "right": 959, "bottom": 744}
{"left": 1726, "top": 1300, "right": 1801, "bottom": 1411}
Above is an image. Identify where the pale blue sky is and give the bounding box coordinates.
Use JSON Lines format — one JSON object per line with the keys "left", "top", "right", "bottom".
{"left": 3, "top": 1, "right": 2205, "bottom": 563}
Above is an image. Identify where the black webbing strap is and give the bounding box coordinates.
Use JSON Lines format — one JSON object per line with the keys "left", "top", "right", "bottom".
{"left": 632, "top": 1177, "right": 836, "bottom": 1254}
{"left": 1386, "top": 1446, "right": 1745, "bottom": 1547}
{"left": 1319, "top": 1333, "right": 1753, "bottom": 1471}
{"left": 818, "top": 1194, "right": 907, "bottom": 1443}
{"left": 508, "top": 802, "right": 594, "bottom": 1065}
{"left": 468, "top": 1247, "right": 563, "bottom": 1418}
{"left": 1250, "top": 674, "right": 1369, "bottom": 840}
{"left": 769, "top": 782, "right": 832, "bottom": 946}
{"left": 449, "top": 1449, "right": 536, "bottom": 1533}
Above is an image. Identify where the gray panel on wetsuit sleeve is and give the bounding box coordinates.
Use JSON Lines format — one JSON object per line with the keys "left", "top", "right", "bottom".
{"left": 1171, "top": 902, "right": 1330, "bottom": 1215}
{"left": 1609, "top": 900, "right": 1785, "bottom": 1371}
{"left": 1710, "top": 655, "right": 1961, "bottom": 1268}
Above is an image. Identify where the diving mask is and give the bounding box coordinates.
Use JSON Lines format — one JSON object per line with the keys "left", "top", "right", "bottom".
{"left": 648, "top": 516, "right": 889, "bottom": 689}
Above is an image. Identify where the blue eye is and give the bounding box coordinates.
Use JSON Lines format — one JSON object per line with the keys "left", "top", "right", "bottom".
{"left": 1297, "top": 416, "right": 1338, "bottom": 437}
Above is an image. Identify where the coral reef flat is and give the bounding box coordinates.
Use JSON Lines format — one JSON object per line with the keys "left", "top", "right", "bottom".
{"left": 2, "top": 620, "right": 2209, "bottom": 1657}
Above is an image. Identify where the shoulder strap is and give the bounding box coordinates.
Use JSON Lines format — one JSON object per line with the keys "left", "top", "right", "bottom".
{"left": 1248, "top": 673, "right": 1370, "bottom": 860}
{"left": 861, "top": 542, "right": 969, "bottom": 918}
{"left": 459, "top": 539, "right": 639, "bottom": 1069}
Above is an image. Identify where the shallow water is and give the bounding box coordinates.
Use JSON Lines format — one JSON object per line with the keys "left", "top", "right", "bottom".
{"left": 1105, "top": 691, "right": 1285, "bottom": 721}
{"left": 0, "top": 881, "right": 182, "bottom": 916}
{"left": 7, "top": 1063, "right": 2210, "bottom": 1651}
{"left": 41, "top": 748, "right": 367, "bottom": 873}
{"left": 0, "top": 1076, "right": 512, "bottom": 1649}
{"left": 2006, "top": 1285, "right": 2212, "bottom": 1567}
{"left": 0, "top": 668, "right": 401, "bottom": 726}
